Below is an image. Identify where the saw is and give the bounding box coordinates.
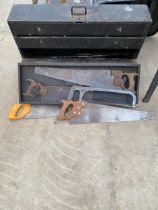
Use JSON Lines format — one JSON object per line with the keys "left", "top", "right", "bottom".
{"left": 57, "top": 100, "right": 153, "bottom": 124}
{"left": 68, "top": 86, "right": 136, "bottom": 107}
{"left": 8, "top": 102, "right": 153, "bottom": 124}
{"left": 23, "top": 79, "right": 69, "bottom": 104}
{"left": 35, "top": 67, "right": 137, "bottom": 92}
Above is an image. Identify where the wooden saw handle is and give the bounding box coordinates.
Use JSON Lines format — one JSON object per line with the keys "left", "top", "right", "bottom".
{"left": 57, "top": 100, "right": 87, "bottom": 120}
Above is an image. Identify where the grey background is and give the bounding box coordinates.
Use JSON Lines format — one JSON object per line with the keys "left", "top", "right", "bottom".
{"left": 0, "top": 1, "right": 158, "bottom": 209}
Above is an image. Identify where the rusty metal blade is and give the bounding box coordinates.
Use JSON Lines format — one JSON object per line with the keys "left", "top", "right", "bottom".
{"left": 69, "top": 103, "right": 154, "bottom": 124}
{"left": 35, "top": 67, "right": 118, "bottom": 89}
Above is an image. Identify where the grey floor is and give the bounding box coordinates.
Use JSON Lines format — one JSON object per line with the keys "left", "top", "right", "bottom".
{"left": 0, "top": 1, "right": 158, "bottom": 210}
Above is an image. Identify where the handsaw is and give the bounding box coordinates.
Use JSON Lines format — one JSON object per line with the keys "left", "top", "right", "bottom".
{"left": 35, "top": 67, "right": 137, "bottom": 92}
{"left": 23, "top": 79, "right": 70, "bottom": 104}
{"left": 8, "top": 102, "right": 154, "bottom": 124}
{"left": 57, "top": 100, "right": 154, "bottom": 124}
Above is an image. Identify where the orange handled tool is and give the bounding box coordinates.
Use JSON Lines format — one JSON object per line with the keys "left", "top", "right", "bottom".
{"left": 8, "top": 104, "right": 31, "bottom": 120}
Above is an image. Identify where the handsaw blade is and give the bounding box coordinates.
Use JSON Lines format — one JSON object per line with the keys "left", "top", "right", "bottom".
{"left": 25, "top": 105, "right": 60, "bottom": 119}
{"left": 40, "top": 86, "right": 70, "bottom": 103}
{"left": 35, "top": 67, "right": 118, "bottom": 89}
{"left": 69, "top": 103, "right": 154, "bottom": 124}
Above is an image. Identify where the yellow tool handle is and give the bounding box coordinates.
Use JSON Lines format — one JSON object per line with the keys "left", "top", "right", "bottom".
{"left": 8, "top": 104, "right": 31, "bottom": 120}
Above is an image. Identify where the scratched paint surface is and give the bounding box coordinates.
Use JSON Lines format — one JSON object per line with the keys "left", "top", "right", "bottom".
{"left": 0, "top": 0, "right": 158, "bottom": 210}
